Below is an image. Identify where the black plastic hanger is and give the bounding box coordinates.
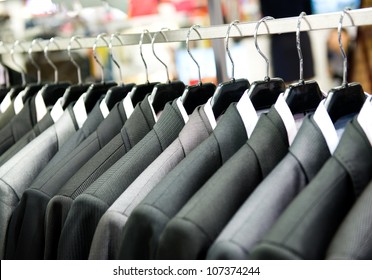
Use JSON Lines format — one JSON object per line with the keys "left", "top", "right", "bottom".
{"left": 284, "top": 12, "right": 324, "bottom": 114}
{"left": 325, "top": 9, "right": 367, "bottom": 123}
{"left": 248, "top": 16, "right": 286, "bottom": 110}
{"left": 180, "top": 25, "right": 216, "bottom": 114}
{"left": 211, "top": 20, "right": 250, "bottom": 118}
{"left": 148, "top": 29, "right": 185, "bottom": 114}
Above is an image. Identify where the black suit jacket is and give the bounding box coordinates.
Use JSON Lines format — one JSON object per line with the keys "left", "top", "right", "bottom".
{"left": 326, "top": 180, "right": 372, "bottom": 259}
{"left": 250, "top": 118, "right": 372, "bottom": 260}
{"left": 4, "top": 100, "right": 104, "bottom": 259}
{"left": 43, "top": 97, "right": 155, "bottom": 259}
{"left": 118, "top": 103, "right": 249, "bottom": 260}
{"left": 56, "top": 100, "right": 186, "bottom": 259}
{"left": 156, "top": 108, "right": 289, "bottom": 260}
{"left": 207, "top": 115, "right": 331, "bottom": 260}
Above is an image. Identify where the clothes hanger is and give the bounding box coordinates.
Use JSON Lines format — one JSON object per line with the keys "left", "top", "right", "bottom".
{"left": 60, "top": 36, "right": 90, "bottom": 109}
{"left": 247, "top": 16, "right": 286, "bottom": 110}
{"left": 9, "top": 40, "right": 27, "bottom": 100}
{"left": 102, "top": 33, "right": 135, "bottom": 111}
{"left": 127, "top": 29, "right": 159, "bottom": 107}
{"left": 284, "top": 12, "right": 324, "bottom": 114}
{"left": 83, "top": 33, "right": 117, "bottom": 113}
{"left": 180, "top": 25, "right": 216, "bottom": 114}
{"left": 324, "top": 8, "right": 367, "bottom": 123}
{"left": 0, "top": 41, "right": 11, "bottom": 103}
{"left": 210, "top": 20, "right": 250, "bottom": 118}
{"left": 148, "top": 29, "right": 185, "bottom": 114}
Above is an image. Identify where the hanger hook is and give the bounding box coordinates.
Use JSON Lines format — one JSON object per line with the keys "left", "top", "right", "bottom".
{"left": 0, "top": 41, "right": 10, "bottom": 87}
{"left": 226, "top": 20, "right": 242, "bottom": 81}
{"left": 109, "top": 33, "right": 124, "bottom": 86}
{"left": 28, "top": 38, "right": 43, "bottom": 84}
{"left": 186, "top": 25, "right": 203, "bottom": 85}
{"left": 11, "top": 40, "right": 27, "bottom": 86}
{"left": 255, "top": 16, "right": 274, "bottom": 81}
{"left": 139, "top": 29, "right": 152, "bottom": 84}
{"left": 44, "top": 37, "right": 61, "bottom": 84}
{"left": 93, "top": 33, "right": 109, "bottom": 84}
{"left": 338, "top": 8, "right": 353, "bottom": 86}
{"left": 152, "top": 28, "right": 171, "bottom": 83}
{"left": 68, "top": 36, "right": 83, "bottom": 85}
{"left": 296, "top": 12, "right": 312, "bottom": 85}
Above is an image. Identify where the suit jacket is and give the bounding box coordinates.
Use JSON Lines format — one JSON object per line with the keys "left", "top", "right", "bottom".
{"left": 207, "top": 115, "right": 331, "bottom": 260}
{"left": 0, "top": 102, "right": 16, "bottom": 130}
{"left": 89, "top": 104, "right": 213, "bottom": 260}
{"left": 118, "top": 103, "right": 249, "bottom": 260}
{"left": 0, "top": 95, "right": 37, "bottom": 156}
{"left": 0, "top": 104, "right": 78, "bottom": 259}
{"left": 156, "top": 107, "right": 289, "bottom": 260}
{"left": 250, "top": 118, "right": 372, "bottom": 260}
{"left": 56, "top": 99, "right": 186, "bottom": 260}
{"left": 326, "top": 180, "right": 372, "bottom": 259}
{"left": 4, "top": 100, "right": 105, "bottom": 259}
{"left": 43, "top": 97, "right": 155, "bottom": 259}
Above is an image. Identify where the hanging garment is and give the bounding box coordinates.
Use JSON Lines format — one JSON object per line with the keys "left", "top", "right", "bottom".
{"left": 0, "top": 104, "right": 78, "bottom": 259}
{"left": 326, "top": 180, "right": 372, "bottom": 259}
{"left": 4, "top": 99, "right": 107, "bottom": 259}
{"left": 89, "top": 101, "right": 214, "bottom": 260}
{"left": 250, "top": 117, "right": 372, "bottom": 260}
{"left": 56, "top": 98, "right": 187, "bottom": 260}
{"left": 118, "top": 101, "right": 250, "bottom": 260}
{"left": 0, "top": 101, "right": 16, "bottom": 130}
{"left": 43, "top": 96, "right": 156, "bottom": 259}
{"left": 207, "top": 113, "right": 333, "bottom": 260}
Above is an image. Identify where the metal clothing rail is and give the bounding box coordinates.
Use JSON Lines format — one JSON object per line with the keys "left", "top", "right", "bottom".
{"left": 0, "top": 7, "right": 372, "bottom": 54}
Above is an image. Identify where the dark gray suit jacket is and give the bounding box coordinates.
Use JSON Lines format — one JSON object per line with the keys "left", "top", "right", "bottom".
{"left": 43, "top": 97, "right": 155, "bottom": 259}
{"left": 118, "top": 103, "right": 249, "bottom": 260}
{"left": 326, "top": 180, "right": 372, "bottom": 259}
{"left": 207, "top": 115, "right": 331, "bottom": 260}
{"left": 4, "top": 100, "right": 105, "bottom": 259}
{"left": 89, "top": 104, "right": 213, "bottom": 260}
{"left": 250, "top": 118, "right": 372, "bottom": 260}
{"left": 156, "top": 107, "right": 289, "bottom": 260}
{"left": 0, "top": 105, "right": 78, "bottom": 259}
{"left": 56, "top": 100, "right": 186, "bottom": 260}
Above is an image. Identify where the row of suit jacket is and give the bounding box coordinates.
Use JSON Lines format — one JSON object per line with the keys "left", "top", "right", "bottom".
{"left": 0, "top": 72, "right": 371, "bottom": 260}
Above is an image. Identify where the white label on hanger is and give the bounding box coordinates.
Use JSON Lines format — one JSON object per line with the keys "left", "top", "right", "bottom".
{"left": 176, "top": 97, "right": 189, "bottom": 123}
{"left": 0, "top": 90, "right": 13, "bottom": 113}
{"left": 35, "top": 88, "right": 48, "bottom": 122}
{"left": 203, "top": 97, "right": 217, "bottom": 130}
{"left": 275, "top": 93, "right": 297, "bottom": 145}
{"left": 357, "top": 95, "right": 372, "bottom": 146}
{"left": 73, "top": 92, "right": 88, "bottom": 128}
{"left": 148, "top": 93, "right": 158, "bottom": 122}
{"left": 123, "top": 93, "right": 134, "bottom": 119}
{"left": 50, "top": 97, "right": 64, "bottom": 123}
{"left": 313, "top": 100, "right": 340, "bottom": 154}
{"left": 13, "top": 88, "right": 26, "bottom": 114}
{"left": 100, "top": 98, "right": 110, "bottom": 119}
{"left": 236, "top": 89, "right": 258, "bottom": 138}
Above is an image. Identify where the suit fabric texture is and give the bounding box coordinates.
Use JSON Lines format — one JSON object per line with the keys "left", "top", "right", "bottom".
{"left": 250, "top": 118, "right": 372, "bottom": 260}
{"left": 118, "top": 103, "right": 249, "bottom": 260}
{"left": 156, "top": 107, "right": 289, "bottom": 260}
{"left": 89, "top": 104, "right": 213, "bottom": 260}
{"left": 0, "top": 104, "right": 78, "bottom": 259}
{"left": 56, "top": 99, "right": 186, "bottom": 259}
{"left": 4, "top": 100, "right": 105, "bottom": 259}
{"left": 207, "top": 115, "right": 331, "bottom": 260}
{"left": 43, "top": 97, "right": 156, "bottom": 259}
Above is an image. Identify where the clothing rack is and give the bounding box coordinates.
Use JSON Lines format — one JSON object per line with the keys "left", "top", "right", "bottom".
{"left": 0, "top": 7, "right": 371, "bottom": 54}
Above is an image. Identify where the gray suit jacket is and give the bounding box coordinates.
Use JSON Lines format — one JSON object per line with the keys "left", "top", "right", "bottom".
{"left": 89, "top": 104, "right": 213, "bottom": 259}
{"left": 118, "top": 103, "right": 248, "bottom": 260}
{"left": 326, "top": 180, "right": 372, "bottom": 259}
{"left": 0, "top": 105, "right": 77, "bottom": 259}
{"left": 156, "top": 107, "right": 289, "bottom": 260}
{"left": 207, "top": 115, "right": 331, "bottom": 259}
{"left": 250, "top": 118, "right": 372, "bottom": 260}
{"left": 56, "top": 100, "right": 186, "bottom": 259}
